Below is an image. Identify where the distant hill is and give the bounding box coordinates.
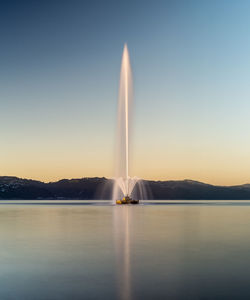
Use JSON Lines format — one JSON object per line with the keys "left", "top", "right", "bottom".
{"left": 147, "top": 179, "right": 250, "bottom": 200}
{"left": 0, "top": 177, "right": 112, "bottom": 200}
{"left": 1, "top": 176, "right": 250, "bottom": 200}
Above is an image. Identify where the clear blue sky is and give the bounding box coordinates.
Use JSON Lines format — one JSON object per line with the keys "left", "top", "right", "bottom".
{"left": 1, "top": 0, "right": 250, "bottom": 184}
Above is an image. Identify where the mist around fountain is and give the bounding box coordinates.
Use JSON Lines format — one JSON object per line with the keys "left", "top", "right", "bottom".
{"left": 112, "top": 44, "right": 148, "bottom": 204}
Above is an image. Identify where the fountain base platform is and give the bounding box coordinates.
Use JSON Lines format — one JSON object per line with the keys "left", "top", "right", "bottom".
{"left": 116, "top": 196, "right": 139, "bottom": 205}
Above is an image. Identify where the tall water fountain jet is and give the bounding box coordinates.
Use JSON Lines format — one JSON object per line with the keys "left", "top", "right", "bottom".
{"left": 113, "top": 44, "right": 139, "bottom": 204}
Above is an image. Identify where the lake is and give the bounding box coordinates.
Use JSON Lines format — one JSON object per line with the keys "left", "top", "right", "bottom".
{"left": 1, "top": 201, "right": 250, "bottom": 299}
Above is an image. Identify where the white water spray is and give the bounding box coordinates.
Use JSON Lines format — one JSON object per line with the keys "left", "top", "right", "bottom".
{"left": 112, "top": 44, "right": 149, "bottom": 203}
{"left": 112, "top": 44, "right": 138, "bottom": 202}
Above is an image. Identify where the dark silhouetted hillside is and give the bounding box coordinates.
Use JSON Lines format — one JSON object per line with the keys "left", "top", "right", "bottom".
{"left": 1, "top": 176, "right": 250, "bottom": 200}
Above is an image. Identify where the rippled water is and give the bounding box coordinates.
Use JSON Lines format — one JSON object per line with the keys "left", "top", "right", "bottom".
{"left": 1, "top": 201, "right": 250, "bottom": 299}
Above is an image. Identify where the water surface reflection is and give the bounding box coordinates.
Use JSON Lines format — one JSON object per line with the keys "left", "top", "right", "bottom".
{"left": 113, "top": 206, "right": 132, "bottom": 300}
{"left": 1, "top": 203, "right": 250, "bottom": 299}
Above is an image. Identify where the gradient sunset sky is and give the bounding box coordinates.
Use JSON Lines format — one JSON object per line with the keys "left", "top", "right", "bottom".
{"left": 1, "top": 0, "right": 250, "bottom": 185}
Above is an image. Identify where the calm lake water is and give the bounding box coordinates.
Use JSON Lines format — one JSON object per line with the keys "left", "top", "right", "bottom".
{"left": 1, "top": 201, "right": 250, "bottom": 299}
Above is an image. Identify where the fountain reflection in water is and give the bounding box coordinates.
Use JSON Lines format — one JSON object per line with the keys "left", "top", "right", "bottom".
{"left": 113, "top": 206, "right": 132, "bottom": 300}
{"left": 112, "top": 44, "right": 148, "bottom": 204}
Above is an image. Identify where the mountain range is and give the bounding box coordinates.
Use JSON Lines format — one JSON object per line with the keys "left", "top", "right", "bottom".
{"left": 1, "top": 176, "right": 250, "bottom": 200}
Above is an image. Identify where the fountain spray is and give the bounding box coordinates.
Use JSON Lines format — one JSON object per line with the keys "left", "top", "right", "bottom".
{"left": 112, "top": 44, "right": 139, "bottom": 204}
{"left": 124, "top": 44, "right": 129, "bottom": 197}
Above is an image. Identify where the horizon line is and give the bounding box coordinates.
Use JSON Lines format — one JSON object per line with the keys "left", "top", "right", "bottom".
{"left": 1, "top": 175, "right": 250, "bottom": 187}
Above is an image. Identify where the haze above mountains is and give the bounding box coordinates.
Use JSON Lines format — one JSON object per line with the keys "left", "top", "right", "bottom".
{"left": 1, "top": 176, "right": 250, "bottom": 200}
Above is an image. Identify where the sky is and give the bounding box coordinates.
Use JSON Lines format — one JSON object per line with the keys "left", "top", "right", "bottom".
{"left": 1, "top": 0, "right": 250, "bottom": 185}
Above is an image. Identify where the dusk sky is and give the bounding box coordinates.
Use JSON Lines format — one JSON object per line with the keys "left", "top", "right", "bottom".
{"left": 1, "top": 0, "right": 250, "bottom": 185}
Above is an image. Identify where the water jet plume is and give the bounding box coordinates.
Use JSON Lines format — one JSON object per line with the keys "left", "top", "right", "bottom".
{"left": 112, "top": 44, "right": 148, "bottom": 204}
